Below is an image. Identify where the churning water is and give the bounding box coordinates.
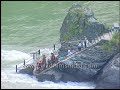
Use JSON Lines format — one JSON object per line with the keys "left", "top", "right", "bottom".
{"left": 1, "top": 2, "right": 96, "bottom": 89}
{"left": 1, "top": 49, "right": 95, "bottom": 89}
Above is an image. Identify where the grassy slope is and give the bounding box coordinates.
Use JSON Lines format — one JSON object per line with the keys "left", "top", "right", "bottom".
{"left": 1, "top": 1, "right": 119, "bottom": 48}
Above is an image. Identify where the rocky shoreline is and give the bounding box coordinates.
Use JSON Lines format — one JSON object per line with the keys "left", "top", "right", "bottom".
{"left": 19, "top": 4, "right": 120, "bottom": 89}
{"left": 19, "top": 39, "right": 119, "bottom": 89}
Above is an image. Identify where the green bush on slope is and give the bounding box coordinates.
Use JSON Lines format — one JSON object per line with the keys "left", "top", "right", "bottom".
{"left": 102, "top": 32, "right": 120, "bottom": 51}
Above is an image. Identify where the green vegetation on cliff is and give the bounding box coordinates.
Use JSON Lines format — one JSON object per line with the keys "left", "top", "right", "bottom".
{"left": 102, "top": 32, "right": 120, "bottom": 51}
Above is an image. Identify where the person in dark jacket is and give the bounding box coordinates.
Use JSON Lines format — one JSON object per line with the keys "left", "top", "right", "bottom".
{"left": 50, "top": 53, "right": 56, "bottom": 65}
{"left": 78, "top": 41, "right": 82, "bottom": 51}
{"left": 42, "top": 55, "right": 46, "bottom": 69}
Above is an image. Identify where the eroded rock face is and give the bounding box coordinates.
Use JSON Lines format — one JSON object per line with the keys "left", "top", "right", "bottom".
{"left": 34, "top": 68, "right": 79, "bottom": 82}
{"left": 95, "top": 53, "right": 120, "bottom": 89}
{"left": 57, "top": 40, "right": 119, "bottom": 82}
{"left": 59, "top": 4, "right": 110, "bottom": 56}
{"left": 35, "top": 68, "right": 62, "bottom": 82}
{"left": 34, "top": 40, "right": 119, "bottom": 82}
{"left": 18, "top": 4, "right": 119, "bottom": 85}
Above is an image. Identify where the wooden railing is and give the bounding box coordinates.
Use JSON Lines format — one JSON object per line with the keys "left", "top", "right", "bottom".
{"left": 33, "top": 29, "right": 119, "bottom": 75}
{"left": 16, "top": 28, "right": 119, "bottom": 73}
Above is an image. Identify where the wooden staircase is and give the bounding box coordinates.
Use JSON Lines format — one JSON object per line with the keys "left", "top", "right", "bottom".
{"left": 33, "top": 47, "right": 89, "bottom": 75}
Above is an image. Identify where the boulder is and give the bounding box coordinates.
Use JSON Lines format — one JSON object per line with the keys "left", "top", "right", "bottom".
{"left": 34, "top": 68, "right": 78, "bottom": 82}
{"left": 59, "top": 4, "right": 110, "bottom": 56}
{"left": 34, "top": 40, "right": 119, "bottom": 82}
{"left": 34, "top": 68, "right": 62, "bottom": 82}
{"left": 57, "top": 40, "right": 119, "bottom": 81}
{"left": 95, "top": 53, "right": 120, "bottom": 89}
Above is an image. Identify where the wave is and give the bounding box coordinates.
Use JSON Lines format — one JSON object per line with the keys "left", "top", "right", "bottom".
{"left": 1, "top": 49, "right": 95, "bottom": 89}
{"left": 1, "top": 69, "right": 95, "bottom": 89}
{"left": 1, "top": 50, "right": 31, "bottom": 61}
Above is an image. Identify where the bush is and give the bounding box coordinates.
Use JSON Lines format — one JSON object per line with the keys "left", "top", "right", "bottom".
{"left": 102, "top": 32, "right": 120, "bottom": 51}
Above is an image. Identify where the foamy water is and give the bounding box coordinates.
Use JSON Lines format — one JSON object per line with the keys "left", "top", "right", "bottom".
{"left": 1, "top": 49, "right": 96, "bottom": 89}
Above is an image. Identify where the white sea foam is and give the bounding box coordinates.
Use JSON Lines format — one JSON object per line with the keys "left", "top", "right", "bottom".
{"left": 1, "top": 49, "right": 95, "bottom": 89}
{"left": 1, "top": 69, "right": 95, "bottom": 89}
{"left": 1, "top": 50, "right": 31, "bottom": 61}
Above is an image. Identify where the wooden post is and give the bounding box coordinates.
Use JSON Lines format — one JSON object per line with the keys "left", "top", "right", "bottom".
{"left": 24, "top": 60, "right": 25, "bottom": 65}
{"left": 54, "top": 44, "right": 55, "bottom": 50}
{"left": 38, "top": 49, "right": 40, "bottom": 55}
{"left": 16, "top": 65, "right": 17, "bottom": 73}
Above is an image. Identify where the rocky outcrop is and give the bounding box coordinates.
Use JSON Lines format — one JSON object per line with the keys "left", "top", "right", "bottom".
{"left": 35, "top": 68, "right": 78, "bottom": 82}
{"left": 56, "top": 40, "right": 119, "bottom": 81}
{"left": 95, "top": 53, "right": 120, "bottom": 89}
{"left": 33, "top": 40, "right": 119, "bottom": 82}
{"left": 18, "top": 4, "right": 119, "bottom": 88}
{"left": 59, "top": 4, "right": 110, "bottom": 56}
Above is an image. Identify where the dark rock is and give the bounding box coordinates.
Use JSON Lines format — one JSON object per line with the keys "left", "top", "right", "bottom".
{"left": 34, "top": 68, "right": 62, "bottom": 82}
{"left": 34, "top": 40, "right": 119, "bottom": 82}
{"left": 35, "top": 68, "right": 78, "bottom": 82}
{"left": 60, "top": 73, "right": 79, "bottom": 82}
{"left": 95, "top": 53, "right": 120, "bottom": 89}
{"left": 59, "top": 4, "right": 110, "bottom": 54}
{"left": 57, "top": 40, "right": 119, "bottom": 81}
{"left": 36, "top": 74, "right": 55, "bottom": 82}
{"left": 18, "top": 4, "right": 119, "bottom": 85}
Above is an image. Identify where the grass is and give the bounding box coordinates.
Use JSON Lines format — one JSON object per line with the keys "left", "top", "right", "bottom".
{"left": 1, "top": 1, "right": 119, "bottom": 50}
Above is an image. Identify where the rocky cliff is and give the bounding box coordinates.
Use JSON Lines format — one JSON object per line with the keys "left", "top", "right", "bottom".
{"left": 19, "top": 4, "right": 119, "bottom": 89}
{"left": 59, "top": 4, "right": 110, "bottom": 56}
{"left": 95, "top": 53, "right": 120, "bottom": 89}
{"left": 33, "top": 40, "right": 119, "bottom": 82}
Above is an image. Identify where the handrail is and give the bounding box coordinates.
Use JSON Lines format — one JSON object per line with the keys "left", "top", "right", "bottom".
{"left": 17, "top": 57, "right": 33, "bottom": 71}
{"left": 33, "top": 38, "right": 99, "bottom": 75}
{"left": 17, "top": 29, "right": 118, "bottom": 73}
{"left": 33, "top": 30, "right": 116, "bottom": 75}
{"left": 33, "top": 48, "right": 88, "bottom": 75}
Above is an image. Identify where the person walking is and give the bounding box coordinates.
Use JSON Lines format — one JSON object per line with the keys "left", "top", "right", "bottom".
{"left": 42, "top": 55, "right": 46, "bottom": 69}
{"left": 47, "top": 58, "right": 51, "bottom": 68}
{"left": 78, "top": 41, "right": 82, "bottom": 51}
{"left": 50, "top": 53, "right": 56, "bottom": 65}
{"left": 36, "top": 60, "right": 42, "bottom": 71}
{"left": 86, "top": 38, "right": 89, "bottom": 47}
{"left": 67, "top": 49, "right": 73, "bottom": 56}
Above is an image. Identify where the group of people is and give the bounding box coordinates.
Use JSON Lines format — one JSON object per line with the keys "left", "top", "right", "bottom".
{"left": 36, "top": 37, "right": 90, "bottom": 72}
{"left": 67, "top": 37, "right": 90, "bottom": 56}
{"left": 36, "top": 52, "right": 58, "bottom": 71}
